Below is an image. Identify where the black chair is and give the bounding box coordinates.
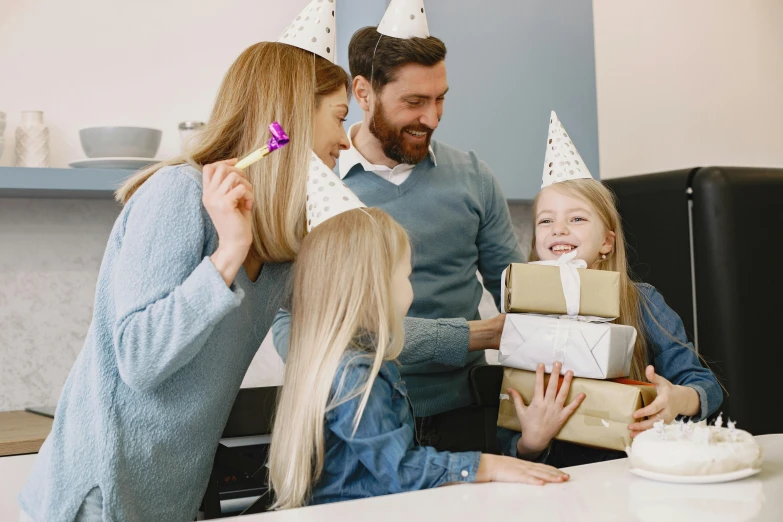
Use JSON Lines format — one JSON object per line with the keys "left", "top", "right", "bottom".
{"left": 605, "top": 167, "right": 783, "bottom": 435}
{"left": 469, "top": 365, "right": 505, "bottom": 455}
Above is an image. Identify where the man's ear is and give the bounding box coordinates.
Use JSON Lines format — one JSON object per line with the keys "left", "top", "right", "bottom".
{"left": 353, "top": 75, "right": 372, "bottom": 112}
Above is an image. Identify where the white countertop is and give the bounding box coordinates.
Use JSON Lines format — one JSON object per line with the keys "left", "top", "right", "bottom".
{"left": 242, "top": 434, "right": 783, "bottom": 522}
{"left": 0, "top": 453, "right": 37, "bottom": 520}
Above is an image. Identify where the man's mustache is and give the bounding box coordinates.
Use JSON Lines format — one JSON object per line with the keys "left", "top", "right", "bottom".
{"left": 401, "top": 124, "right": 435, "bottom": 134}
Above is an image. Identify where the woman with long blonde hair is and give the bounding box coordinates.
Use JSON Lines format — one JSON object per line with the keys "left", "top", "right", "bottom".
{"left": 270, "top": 208, "right": 572, "bottom": 509}
{"left": 500, "top": 177, "right": 722, "bottom": 468}
{"left": 19, "top": 31, "right": 352, "bottom": 522}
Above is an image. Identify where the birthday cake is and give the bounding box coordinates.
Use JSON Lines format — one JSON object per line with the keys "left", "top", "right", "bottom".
{"left": 626, "top": 415, "right": 763, "bottom": 476}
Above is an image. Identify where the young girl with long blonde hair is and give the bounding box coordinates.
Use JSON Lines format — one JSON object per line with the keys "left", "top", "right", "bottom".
{"left": 19, "top": 35, "right": 352, "bottom": 522}
{"left": 269, "top": 208, "right": 573, "bottom": 509}
{"left": 501, "top": 177, "right": 723, "bottom": 467}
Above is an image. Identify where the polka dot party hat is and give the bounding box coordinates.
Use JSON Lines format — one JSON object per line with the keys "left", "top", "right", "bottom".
{"left": 307, "top": 151, "right": 366, "bottom": 232}
{"left": 277, "top": 0, "right": 337, "bottom": 64}
{"left": 378, "top": 0, "right": 430, "bottom": 39}
{"left": 541, "top": 111, "right": 593, "bottom": 188}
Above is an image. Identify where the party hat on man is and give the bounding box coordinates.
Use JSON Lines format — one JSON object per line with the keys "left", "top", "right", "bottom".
{"left": 378, "top": 0, "right": 430, "bottom": 39}
{"left": 277, "top": 0, "right": 337, "bottom": 63}
{"left": 541, "top": 111, "right": 594, "bottom": 188}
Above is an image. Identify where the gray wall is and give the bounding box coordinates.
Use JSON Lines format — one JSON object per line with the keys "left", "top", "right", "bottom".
{"left": 339, "top": 0, "right": 600, "bottom": 199}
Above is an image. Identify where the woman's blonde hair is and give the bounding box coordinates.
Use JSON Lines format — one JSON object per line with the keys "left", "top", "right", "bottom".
{"left": 115, "top": 42, "right": 350, "bottom": 263}
{"left": 269, "top": 208, "right": 410, "bottom": 510}
{"left": 530, "top": 179, "right": 649, "bottom": 380}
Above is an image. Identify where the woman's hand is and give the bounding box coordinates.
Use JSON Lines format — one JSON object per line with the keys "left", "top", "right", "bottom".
{"left": 202, "top": 159, "right": 254, "bottom": 286}
{"left": 628, "top": 365, "right": 701, "bottom": 438}
{"left": 509, "top": 362, "right": 585, "bottom": 459}
{"left": 476, "top": 453, "right": 569, "bottom": 485}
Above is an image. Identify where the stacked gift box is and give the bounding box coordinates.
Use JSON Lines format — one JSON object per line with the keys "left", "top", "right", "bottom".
{"left": 496, "top": 257, "right": 657, "bottom": 451}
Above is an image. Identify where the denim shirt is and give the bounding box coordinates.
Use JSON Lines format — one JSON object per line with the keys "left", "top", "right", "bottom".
{"left": 638, "top": 283, "right": 723, "bottom": 419}
{"left": 310, "top": 351, "right": 481, "bottom": 505}
{"left": 498, "top": 283, "right": 724, "bottom": 458}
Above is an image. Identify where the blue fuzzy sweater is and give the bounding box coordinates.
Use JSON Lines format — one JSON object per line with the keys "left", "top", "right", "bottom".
{"left": 19, "top": 165, "right": 293, "bottom": 521}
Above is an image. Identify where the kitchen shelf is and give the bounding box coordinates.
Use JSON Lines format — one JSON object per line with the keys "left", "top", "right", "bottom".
{"left": 0, "top": 167, "right": 134, "bottom": 199}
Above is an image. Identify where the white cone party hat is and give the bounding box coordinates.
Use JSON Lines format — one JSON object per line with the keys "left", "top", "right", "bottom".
{"left": 378, "top": 0, "right": 430, "bottom": 39}
{"left": 307, "top": 152, "right": 366, "bottom": 231}
{"left": 277, "top": 0, "right": 337, "bottom": 64}
{"left": 541, "top": 111, "right": 594, "bottom": 188}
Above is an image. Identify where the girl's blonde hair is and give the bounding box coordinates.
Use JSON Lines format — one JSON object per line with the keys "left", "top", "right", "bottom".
{"left": 269, "top": 208, "right": 410, "bottom": 510}
{"left": 530, "top": 179, "right": 649, "bottom": 380}
{"left": 115, "top": 42, "right": 350, "bottom": 263}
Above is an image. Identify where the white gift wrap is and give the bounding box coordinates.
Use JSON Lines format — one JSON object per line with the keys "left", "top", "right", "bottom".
{"left": 498, "top": 314, "right": 637, "bottom": 380}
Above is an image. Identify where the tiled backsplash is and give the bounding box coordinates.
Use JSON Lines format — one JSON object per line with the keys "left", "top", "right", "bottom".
{"left": 0, "top": 198, "right": 532, "bottom": 412}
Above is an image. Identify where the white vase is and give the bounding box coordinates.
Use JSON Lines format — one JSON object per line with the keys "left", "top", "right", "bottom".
{"left": 15, "top": 110, "right": 50, "bottom": 167}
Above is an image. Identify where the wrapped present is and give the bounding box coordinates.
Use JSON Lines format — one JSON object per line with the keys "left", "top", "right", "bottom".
{"left": 502, "top": 253, "right": 620, "bottom": 319}
{"left": 498, "top": 314, "right": 637, "bottom": 379}
{"left": 497, "top": 368, "right": 657, "bottom": 451}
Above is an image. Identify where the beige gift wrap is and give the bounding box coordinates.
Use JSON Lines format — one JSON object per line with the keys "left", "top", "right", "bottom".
{"left": 503, "top": 263, "right": 620, "bottom": 318}
{"left": 497, "top": 368, "right": 657, "bottom": 451}
{"left": 498, "top": 314, "right": 637, "bottom": 379}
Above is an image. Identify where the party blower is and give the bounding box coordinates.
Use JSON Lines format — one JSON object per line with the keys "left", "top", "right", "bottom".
{"left": 235, "top": 122, "right": 290, "bottom": 169}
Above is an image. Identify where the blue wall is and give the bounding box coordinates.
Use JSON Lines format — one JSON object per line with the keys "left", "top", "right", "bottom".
{"left": 337, "top": 0, "right": 599, "bottom": 200}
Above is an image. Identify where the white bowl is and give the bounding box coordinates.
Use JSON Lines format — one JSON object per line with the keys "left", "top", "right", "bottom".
{"left": 79, "top": 126, "right": 161, "bottom": 158}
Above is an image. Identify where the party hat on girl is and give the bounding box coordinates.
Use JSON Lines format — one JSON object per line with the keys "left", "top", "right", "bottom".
{"left": 541, "top": 111, "right": 593, "bottom": 188}
{"left": 277, "top": 0, "right": 337, "bottom": 63}
{"left": 307, "top": 152, "right": 366, "bottom": 231}
{"left": 378, "top": 0, "right": 430, "bottom": 39}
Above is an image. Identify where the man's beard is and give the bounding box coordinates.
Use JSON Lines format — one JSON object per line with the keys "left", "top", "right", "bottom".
{"left": 368, "top": 100, "right": 434, "bottom": 165}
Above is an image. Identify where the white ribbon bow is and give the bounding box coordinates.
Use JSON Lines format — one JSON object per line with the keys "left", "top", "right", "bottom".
{"left": 500, "top": 250, "right": 612, "bottom": 322}
{"left": 533, "top": 250, "right": 585, "bottom": 362}
{"left": 529, "top": 249, "right": 586, "bottom": 317}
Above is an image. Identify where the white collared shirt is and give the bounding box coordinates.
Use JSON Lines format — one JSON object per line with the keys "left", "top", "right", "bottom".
{"left": 338, "top": 122, "right": 437, "bottom": 185}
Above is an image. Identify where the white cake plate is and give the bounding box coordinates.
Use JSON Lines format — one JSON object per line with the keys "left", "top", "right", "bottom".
{"left": 629, "top": 467, "right": 761, "bottom": 484}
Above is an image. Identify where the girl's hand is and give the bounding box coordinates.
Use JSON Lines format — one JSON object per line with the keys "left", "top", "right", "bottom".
{"left": 509, "top": 362, "right": 586, "bottom": 458}
{"left": 629, "top": 365, "right": 701, "bottom": 438}
{"left": 476, "top": 453, "right": 569, "bottom": 486}
{"left": 202, "top": 159, "right": 254, "bottom": 285}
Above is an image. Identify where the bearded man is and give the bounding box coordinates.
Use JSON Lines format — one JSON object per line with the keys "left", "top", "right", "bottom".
{"left": 329, "top": 26, "right": 525, "bottom": 451}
